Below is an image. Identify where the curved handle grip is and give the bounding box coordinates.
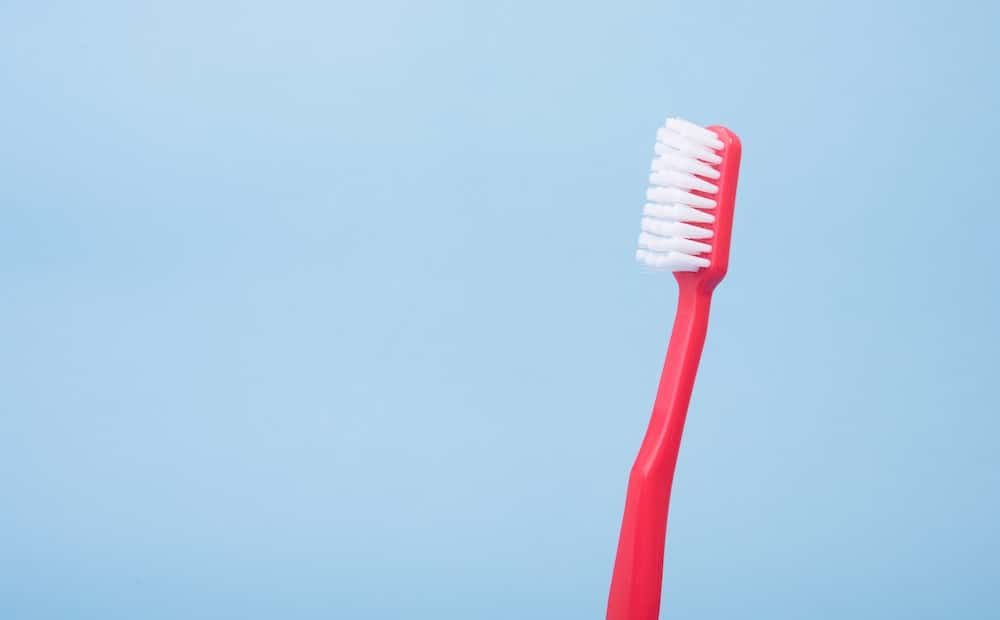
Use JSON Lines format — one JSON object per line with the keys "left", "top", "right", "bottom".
{"left": 607, "top": 280, "right": 713, "bottom": 620}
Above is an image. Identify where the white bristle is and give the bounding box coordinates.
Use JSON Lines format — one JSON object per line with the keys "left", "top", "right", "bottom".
{"left": 665, "top": 118, "right": 724, "bottom": 150}
{"left": 636, "top": 117, "right": 722, "bottom": 272}
{"left": 640, "top": 217, "right": 713, "bottom": 240}
{"left": 636, "top": 249, "right": 710, "bottom": 271}
{"left": 638, "top": 232, "right": 711, "bottom": 255}
{"left": 651, "top": 151, "right": 720, "bottom": 179}
{"left": 648, "top": 170, "right": 718, "bottom": 194}
{"left": 642, "top": 203, "right": 714, "bottom": 224}
{"left": 646, "top": 186, "right": 716, "bottom": 210}
{"left": 655, "top": 128, "right": 722, "bottom": 165}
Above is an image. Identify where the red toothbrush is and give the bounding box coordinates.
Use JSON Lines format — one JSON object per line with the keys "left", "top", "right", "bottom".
{"left": 607, "top": 118, "right": 742, "bottom": 620}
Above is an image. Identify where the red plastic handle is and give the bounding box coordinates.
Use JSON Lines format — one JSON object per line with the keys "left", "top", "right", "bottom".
{"left": 606, "top": 278, "right": 713, "bottom": 620}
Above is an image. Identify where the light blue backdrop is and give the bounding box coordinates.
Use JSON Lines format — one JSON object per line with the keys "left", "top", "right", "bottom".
{"left": 2, "top": 1, "right": 998, "bottom": 618}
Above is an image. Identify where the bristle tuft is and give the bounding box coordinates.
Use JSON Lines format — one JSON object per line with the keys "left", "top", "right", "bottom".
{"left": 636, "top": 117, "right": 723, "bottom": 272}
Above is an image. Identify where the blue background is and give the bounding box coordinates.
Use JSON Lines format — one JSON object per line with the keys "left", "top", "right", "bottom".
{"left": 2, "top": 1, "right": 998, "bottom": 618}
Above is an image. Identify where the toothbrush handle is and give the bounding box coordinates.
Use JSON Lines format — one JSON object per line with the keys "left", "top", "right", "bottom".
{"left": 607, "top": 280, "right": 713, "bottom": 620}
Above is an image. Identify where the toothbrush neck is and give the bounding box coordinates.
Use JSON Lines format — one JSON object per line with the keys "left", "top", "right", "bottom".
{"left": 638, "top": 278, "right": 715, "bottom": 478}
{"left": 667, "top": 280, "right": 715, "bottom": 326}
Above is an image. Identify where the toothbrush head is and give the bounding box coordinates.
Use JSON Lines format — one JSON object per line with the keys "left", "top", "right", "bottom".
{"left": 635, "top": 118, "right": 742, "bottom": 287}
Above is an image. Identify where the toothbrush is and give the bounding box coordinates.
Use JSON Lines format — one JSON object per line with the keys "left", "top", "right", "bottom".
{"left": 606, "top": 118, "right": 742, "bottom": 620}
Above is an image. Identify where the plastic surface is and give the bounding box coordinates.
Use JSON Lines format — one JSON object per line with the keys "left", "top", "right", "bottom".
{"left": 607, "top": 126, "right": 741, "bottom": 620}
